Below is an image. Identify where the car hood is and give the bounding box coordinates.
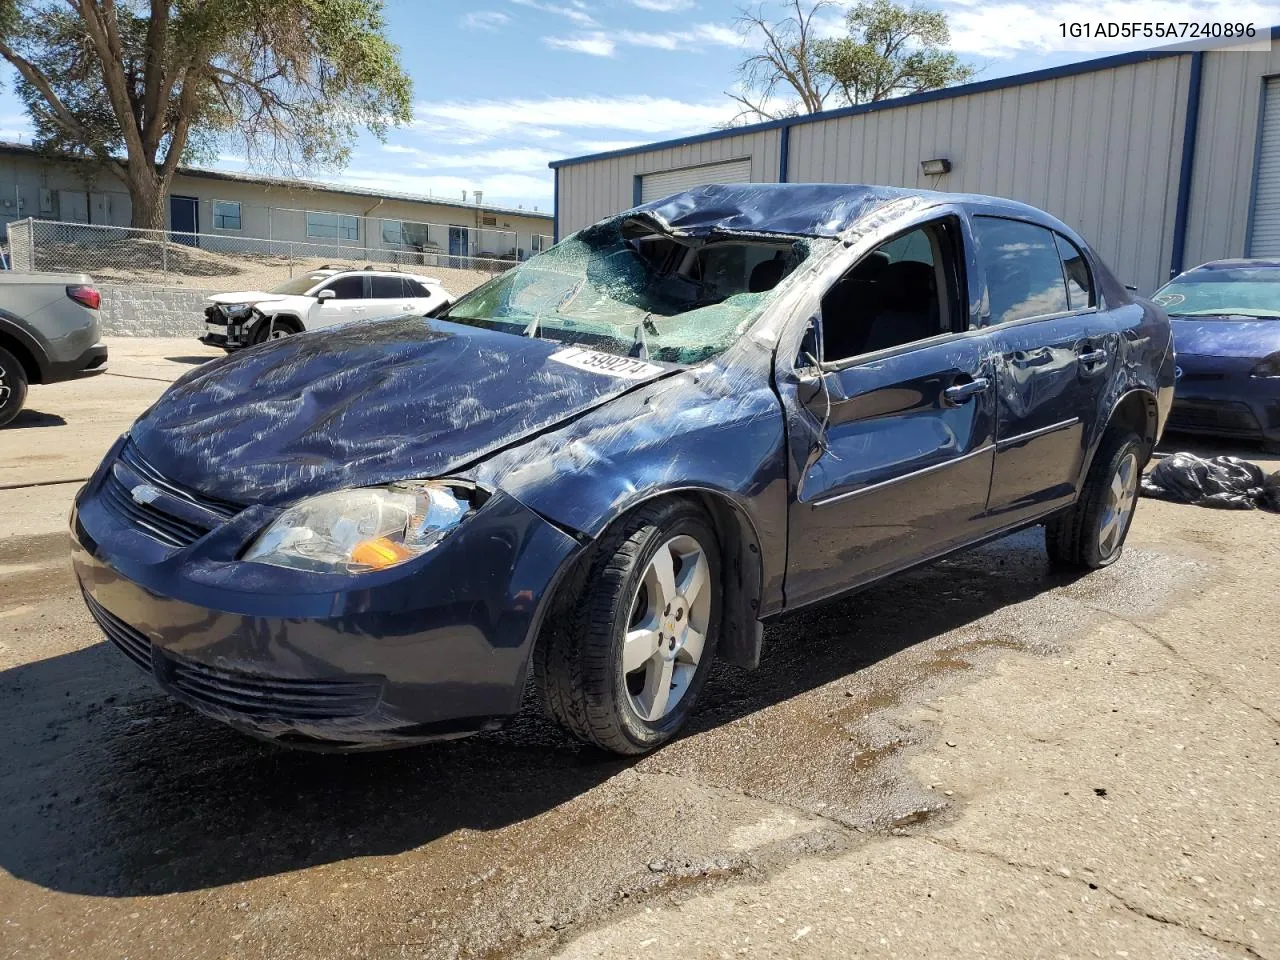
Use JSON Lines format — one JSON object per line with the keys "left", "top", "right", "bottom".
{"left": 129, "top": 316, "right": 678, "bottom": 505}
{"left": 1170, "top": 316, "right": 1280, "bottom": 359}
{"left": 206, "top": 291, "right": 289, "bottom": 306}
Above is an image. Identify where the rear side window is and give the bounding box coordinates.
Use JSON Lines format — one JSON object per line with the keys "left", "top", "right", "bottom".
{"left": 405, "top": 279, "right": 431, "bottom": 298}
{"left": 974, "top": 217, "right": 1069, "bottom": 324}
{"left": 1054, "top": 233, "right": 1095, "bottom": 309}
{"left": 323, "top": 275, "right": 366, "bottom": 300}
{"left": 370, "top": 275, "right": 407, "bottom": 298}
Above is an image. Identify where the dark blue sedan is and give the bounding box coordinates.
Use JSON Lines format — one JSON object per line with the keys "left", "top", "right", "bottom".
{"left": 72, "top": 184, "right": 1174, "bottom": 754}
{"left": 1153, "top": 259, "right": 1280, "bottom": 452}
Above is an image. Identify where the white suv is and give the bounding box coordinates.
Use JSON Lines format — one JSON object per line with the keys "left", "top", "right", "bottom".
{"left": 200, "top": 267, "right": 453, "bottom": 350}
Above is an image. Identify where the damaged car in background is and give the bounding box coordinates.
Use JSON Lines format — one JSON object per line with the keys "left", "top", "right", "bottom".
{"left": 71, "top": 183, "right": 1173, "bottom": 755}
{"left": 200, "top": 265, "right": 452, "bottom": 350}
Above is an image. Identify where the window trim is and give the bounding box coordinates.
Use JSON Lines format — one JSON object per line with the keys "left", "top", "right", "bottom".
{"left": 816, "top": 215, "right": 970, "bottom": 373}
{"left": 306, "top": 210, "right": 360, "bottom": 241}
{"left": 212, "top": 199, "right": 242, "bottom": 231}
{"left": 1053, "top": 231, "right": 1097, "bottom": 312}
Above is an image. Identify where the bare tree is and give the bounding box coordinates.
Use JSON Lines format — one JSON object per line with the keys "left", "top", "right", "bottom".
{"left": 728, "top": 0, "right": 839, "bottom": 124}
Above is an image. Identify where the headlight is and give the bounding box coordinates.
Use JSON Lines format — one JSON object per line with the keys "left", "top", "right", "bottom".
{"left": 1250, "top": 352, "right": 1280, "bottom": 378}
{"left": 243, "top": 482, "right": 476, "bottom": 574}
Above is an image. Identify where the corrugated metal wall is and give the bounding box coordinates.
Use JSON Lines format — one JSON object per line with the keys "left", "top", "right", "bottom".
{"left": 787, "top": 57, "right": 1190, "bottom": 292}
{"left": 556, "top": 46, "right": 1280, "bottom": 294}
{"left": 1183, "top": 46, "right": 1280, "bottom": 270}
{"left": 556, "top": 128, "right": 781, "bottom": 237}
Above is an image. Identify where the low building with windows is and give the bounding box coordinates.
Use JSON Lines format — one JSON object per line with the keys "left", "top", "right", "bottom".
{"left": 0, "top": 141, "right": 554, "bottom": 262}
{"left": 551, "top": 32, "right": 1280, "bottom": 294}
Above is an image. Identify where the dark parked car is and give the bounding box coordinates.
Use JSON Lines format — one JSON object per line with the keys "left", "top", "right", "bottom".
{"left": 71, "top": 184, "right": 1174, "bottom": 755}
{"left": 1152, "top": 259, "right": 1280, "bottom": 452}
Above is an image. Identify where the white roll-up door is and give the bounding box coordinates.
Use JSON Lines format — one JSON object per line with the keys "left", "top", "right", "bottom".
{"left": 640, "top": 158, "right": 752, "bottom": 203}
{"left": 1249, "top": 78, "right": 1280, "bottom": 256}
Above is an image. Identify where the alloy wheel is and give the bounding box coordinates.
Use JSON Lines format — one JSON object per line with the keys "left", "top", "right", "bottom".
{"left": 621, "top": 534, "right": 712, "bottom": 722}
{"left": 1098, "top": 450, "right": 1139, "bottom": 558}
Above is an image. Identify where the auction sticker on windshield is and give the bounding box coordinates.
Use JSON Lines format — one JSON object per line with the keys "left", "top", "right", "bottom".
{"left": 549, "top": 347, "right": 664, "bottom": 379}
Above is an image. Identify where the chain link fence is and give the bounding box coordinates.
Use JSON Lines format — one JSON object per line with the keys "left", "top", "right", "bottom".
{"left": 6, "top": 218, "right": 528, "bottom": 298}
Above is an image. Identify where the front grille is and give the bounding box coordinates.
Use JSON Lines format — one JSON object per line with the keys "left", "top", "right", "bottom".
{"left": 159, "top": 654, "right": 384, "bottom": 721}
{"left": 83, "top": 591, "right": 153, "bottom": 673}
{"left": 1167, "top": 400, "right": 1261, "bottom": 436}
{"left": 99, "top": 442, "right": 241, "bottom": 548}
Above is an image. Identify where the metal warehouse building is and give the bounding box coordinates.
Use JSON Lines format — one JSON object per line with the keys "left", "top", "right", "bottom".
{"left": 551, "top": 33, "right": 1280, "bottom": 293}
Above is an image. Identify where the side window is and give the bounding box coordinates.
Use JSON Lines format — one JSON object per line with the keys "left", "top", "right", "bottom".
{"left": 323, "top": 275, "right": 366, "bottom": 300}
{"left": 820, "top": 220, "right": 959, "bottom": 363}
{"left": 974, "top": 217, "right": 1069, "bottom": 324}
{"left": 405, "top": 279, "right": 430, "bottom": 298}
{"left": 370, "top": 275, "right": 406, "bottom": 298}
{"left": 1054, "top": 233, "right": 1095, "bottom": 310}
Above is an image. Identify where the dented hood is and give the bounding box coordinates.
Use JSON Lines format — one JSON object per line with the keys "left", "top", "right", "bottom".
{"left": 1171, "top": 316, "right": 1280, "bottom": 360}
{"left": 129, "top": 316, "right": 676, "bottom": 505}
{"left": 206, "top": 291, "right": 288, "bottom": 306}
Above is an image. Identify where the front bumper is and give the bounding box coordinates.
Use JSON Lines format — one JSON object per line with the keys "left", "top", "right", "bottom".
{"left": 1169, "top": 355, "right": 1280, "bottom": 444}
{"left": 71, "top": 442, "right": 582, "bottom": 749}
{"left": 200, "top": 306, "right": 253, "bottom": 350}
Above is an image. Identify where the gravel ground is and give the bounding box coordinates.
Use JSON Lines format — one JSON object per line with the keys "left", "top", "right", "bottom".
{"left": 1, "top": 339, "right": 1277, "bottom": 960}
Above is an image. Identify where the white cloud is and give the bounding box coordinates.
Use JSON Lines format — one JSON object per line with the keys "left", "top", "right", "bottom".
{"left": 937, "top": 0, "right": 1278, "bottom": 57}
{"left": 384, "top": 146, "right": 561, "bottom": 174}
{"left": 414, "top": 95, "right": 737, "bottom": 136}
{"left": 332, "top": 168, "right": 555, "bottom": 209}
{"left": 629, "top": 0, "right": 696, "bottom": 10}
{"left": 510, "top": 0, "right": 596, "bottom": 27}
{"left": 574, "top": 139, "right": 649, "bottom": 154}
{"left": 544, "top": 33, "right": 617, "bottom": 56}
{"left": 461, "top": 10, "right": 511, "bottom": 30}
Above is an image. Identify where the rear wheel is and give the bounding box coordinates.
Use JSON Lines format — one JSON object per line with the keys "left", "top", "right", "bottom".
{"left": 0, "top": 344, "right": 29, "bottom": 427}
{"left": 536, "top": 500, "right": 721, "bottom": 755}
{"left": 1045, "top": 429, "right": 1144, "bottom": 569}
{"left": 249, "top": 315, "right": 301, "bottom": 345}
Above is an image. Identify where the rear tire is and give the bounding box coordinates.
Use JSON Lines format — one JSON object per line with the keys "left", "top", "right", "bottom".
{"left": 249, "top": 315, "right": 301, "bottom": 345}
{"left": 0, "top": 345, "right": 29, "bottom": 427}
{"left": 535, "top": 500, "right": 721, "bottom": 755}
{"left": 1045, "top": 429, "right": 1145, "bottom": 570}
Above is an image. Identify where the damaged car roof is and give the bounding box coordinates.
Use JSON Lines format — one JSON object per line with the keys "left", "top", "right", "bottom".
{"left": 629, "top": 182, "right": 927, "bottom": 238}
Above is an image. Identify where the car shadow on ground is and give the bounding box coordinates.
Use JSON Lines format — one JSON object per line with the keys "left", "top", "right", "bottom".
{"left": 5, "top": 409, "right": 67, "bottom": 429}
{"left": 164, "top": 355, "right": 218, "bottom": 365}
{"left": 0, "top": 530, "right": 1079, "bottom": 898}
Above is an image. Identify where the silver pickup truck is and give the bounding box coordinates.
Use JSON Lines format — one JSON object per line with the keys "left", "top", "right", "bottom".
{"left": 0, "top": 272, "right": 108, "bottom": 426}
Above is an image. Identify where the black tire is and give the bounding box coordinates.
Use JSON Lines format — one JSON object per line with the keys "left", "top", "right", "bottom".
{"left": 0, "top": 344, "right": 29, "bottom": 427}
{"left": 535, "top": 499, "right": 722, "bottom": 755}
{"left": 249, "top": 315, "right": 301, "bottom": 345}
{"left": 1045, "top": 429, "right": 1145, "bottom": 570}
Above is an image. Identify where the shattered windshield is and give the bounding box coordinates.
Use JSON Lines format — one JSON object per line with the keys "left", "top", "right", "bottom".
{"left": 442, "top": 218, "right": 816, "bottom": 364}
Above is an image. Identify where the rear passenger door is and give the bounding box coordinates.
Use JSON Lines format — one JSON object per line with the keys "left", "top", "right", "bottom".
{"left": 366, "top": 275, "right": 417, "bottom": 319}
{"left": 975, "top": 216, "right": 1118, "bottom": 523}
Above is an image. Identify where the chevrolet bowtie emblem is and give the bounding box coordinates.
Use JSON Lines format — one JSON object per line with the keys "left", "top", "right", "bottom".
{"left": 130, "top": 483, "right": 162, "bottom": 506}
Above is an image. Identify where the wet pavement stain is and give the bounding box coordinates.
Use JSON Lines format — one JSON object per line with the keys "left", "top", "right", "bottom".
{"left": 0, "top": 526, "right": 1207, "bottom": 960}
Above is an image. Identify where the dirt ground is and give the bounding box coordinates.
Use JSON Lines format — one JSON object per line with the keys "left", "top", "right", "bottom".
{"left": 1, "top": 339, "right": 1277, "bottom": 960}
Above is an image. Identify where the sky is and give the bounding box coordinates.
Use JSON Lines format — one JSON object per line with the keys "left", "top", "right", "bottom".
{"left": 1, "top": 0, "right": 1278, "bottom": 212}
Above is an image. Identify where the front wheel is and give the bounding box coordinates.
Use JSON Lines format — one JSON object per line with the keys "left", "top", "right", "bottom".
{"left": 1045, "top": 430, "right": 1145, "bottom": 569}
{"left": 536, "top": 500, "right": 721, "bottom": 755}
{"left": 249, "top": 315, "right": 301, "bottom": 345}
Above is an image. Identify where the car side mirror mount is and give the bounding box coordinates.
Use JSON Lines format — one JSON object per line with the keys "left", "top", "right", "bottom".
{"left": 317, "top": 289, "right": 336, "bottom": 300}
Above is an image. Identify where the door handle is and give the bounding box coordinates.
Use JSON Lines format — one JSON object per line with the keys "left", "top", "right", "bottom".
{"left": 1078, "top": 349, "right": 1107, "bottom": 365}
{"left": 943, "top": 376, "right": 990, "bottom": 403}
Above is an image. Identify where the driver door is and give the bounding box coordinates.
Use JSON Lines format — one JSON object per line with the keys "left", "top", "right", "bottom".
{"left": 309, "top": 274, "right": 368, "bottom": 329}
{"left": 779, "top": 213, "right": 999, "bottom": 608}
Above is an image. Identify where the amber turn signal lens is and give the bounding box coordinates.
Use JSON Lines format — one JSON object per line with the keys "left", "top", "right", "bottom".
{"left": 350, "top": 537, "right": 415, "bottom": 569}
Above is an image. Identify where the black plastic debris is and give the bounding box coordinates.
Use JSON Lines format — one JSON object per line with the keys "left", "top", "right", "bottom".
{"left": 1140, "top": 452, "right": 1280, "bottom": 511}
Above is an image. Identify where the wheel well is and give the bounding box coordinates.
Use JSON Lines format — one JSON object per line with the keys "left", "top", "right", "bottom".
{"left": 1109, "top": 391, "right": 1158, "bottom": 454}
{"left": 0, "top": 331, "right": 42, "bottom": 384}
{"left": 263, "top": 313, "right": 302, "bottom": 331}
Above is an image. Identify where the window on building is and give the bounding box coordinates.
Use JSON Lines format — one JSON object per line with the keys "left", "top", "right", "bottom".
{"left": 974, "top": 217, "right": 1070, "bottom": 325}
{"left": 1054, "top": 233, "right": 1095, "bottom": 310}
{"left": 307, "top": 211, "right": 359, "bottom": 241}
{"left": 381, "top": 220, "right": 404, "bottom": 246}
{"left": 213, "top": 200, "right": 242, "bottom": 230}
{"left": 531, "top": 235, "right": 546, "bottom": 254}
{"left": 482, "top": 215, "right": 498, "bottom": 227}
